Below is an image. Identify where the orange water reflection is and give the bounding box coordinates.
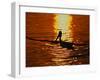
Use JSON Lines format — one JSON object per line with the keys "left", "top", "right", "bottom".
{"left": 71, "top": 15, "right": 89, "bottom": 44}
{"left": 26, "top": 12, "right": 89, "bottom": 67}
{"left": 54, "top": 14, "right": 73, "bottom": 42}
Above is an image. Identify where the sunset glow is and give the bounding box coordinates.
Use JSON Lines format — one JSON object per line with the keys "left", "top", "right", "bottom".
{"left": 54, "top": 14, "right": 73, "bottom": 41}
{"left": 26, "top": 12, "right": 90, "bottom": 67}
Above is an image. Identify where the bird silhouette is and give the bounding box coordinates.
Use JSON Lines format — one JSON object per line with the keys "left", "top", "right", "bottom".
{"left": 59, "top": 39, "right": 74, "bottom": 49}
{"left": 55, "top": 31, "right": 74, "bottom": 49}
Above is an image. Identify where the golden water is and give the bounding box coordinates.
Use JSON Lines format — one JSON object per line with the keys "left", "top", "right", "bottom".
{"left": 26, "top": 12, "right": 89, "bottom": 67}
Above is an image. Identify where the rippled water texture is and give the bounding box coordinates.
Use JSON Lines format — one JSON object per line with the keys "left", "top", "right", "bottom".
{"left": 26, "top": 12, "right": 89, "bottom": 67}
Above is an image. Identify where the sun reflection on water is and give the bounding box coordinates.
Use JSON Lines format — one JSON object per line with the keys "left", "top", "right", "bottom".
{"left": 54, "top": 14, "right": 73, "bottom": 42}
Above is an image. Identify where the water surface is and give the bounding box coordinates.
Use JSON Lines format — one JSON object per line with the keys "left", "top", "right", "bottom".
{"left": 26, "top": 12, "right": 89, "bottom": 67}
